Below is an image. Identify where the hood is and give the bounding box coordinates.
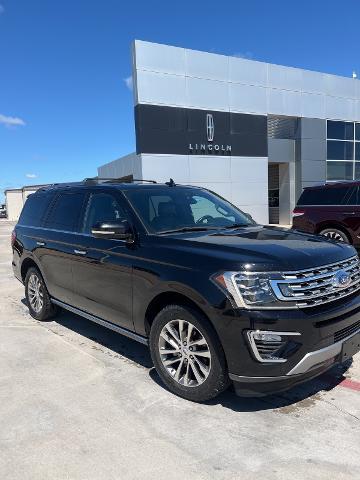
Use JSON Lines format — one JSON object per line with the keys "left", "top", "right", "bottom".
{"left": 164, "top": 225, "right": 357, "bottom": 272}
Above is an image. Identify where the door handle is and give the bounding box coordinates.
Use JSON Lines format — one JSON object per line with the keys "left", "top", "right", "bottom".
{"left": 344, "top": 212, "right": 356, "bottom": 215}
{"left": 36, "top": 241, "right": 46, "bottom": 246}
{"left": 74, "top": 249, "right": 87, "bottom": 255}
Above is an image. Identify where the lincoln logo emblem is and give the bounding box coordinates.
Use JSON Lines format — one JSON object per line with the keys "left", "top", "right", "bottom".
{"left": 206, "top": 113, "right": 214, "bottom": 142}
{"left": 188, "top": 113, "right": 231, "bottom": 154}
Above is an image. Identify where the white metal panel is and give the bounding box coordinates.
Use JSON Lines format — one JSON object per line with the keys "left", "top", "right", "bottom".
{"left": 324, "top": 74, "right": 357, "bottom": 99}
{"left": 189, "top": 155, "right": 231, "bottom": 183}
{"left": 325, "top": 96, "right": 356, "bottom": 120}
{"left": 186, "top": 77, "right": 229, "bottom": 111}
{"left": 230, "top": 157, "right": 268, "bottom": 183}
{"left": 134, "top": 40, "right": 186, "bottom": 75}
{"left": 301, "top": 92, "right": 325, "bottom": 118}
{"left": 185, "top": 49, "right": 229, "bottom": 82}
{"left": 229, "top": 57, "right": 268, "bottom": 87}
{"left": 136, "top": 70, "right": 186, "bottom": 107}
{"left": 229, "top": 83, "right": 267, "bottom": 114}
{"left": 268, "top": 64, "right": 302, "bottom": 92}
{"left": 141, "top": 154, "right": 190, "bottom": 184}
{"left": 301, "top": 70, "right": 326, "bottom": 95}
{"left": 268, "top": 89, "right": 301, "bottom": 116}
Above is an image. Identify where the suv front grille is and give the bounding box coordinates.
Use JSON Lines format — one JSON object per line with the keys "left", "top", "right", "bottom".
{"left": 270, "top": 256, "right": 360, "bottom": 308}
{"left": 334, "top": 320, "right": 360, "bottom": 343}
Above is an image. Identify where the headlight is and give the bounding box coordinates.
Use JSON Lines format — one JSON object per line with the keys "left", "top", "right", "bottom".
{"left": 212, "top": 271, "right": 289, "bottom": 309}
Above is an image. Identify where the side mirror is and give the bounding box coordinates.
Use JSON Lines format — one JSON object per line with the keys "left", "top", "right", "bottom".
{"left": 91, "top": 220, "right": 133, "bottom": 241}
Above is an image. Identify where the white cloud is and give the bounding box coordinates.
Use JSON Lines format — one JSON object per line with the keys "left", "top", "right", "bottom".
{"left": 26, "top": 173, "right": 37, "bottom": 179}
{"left": 0, "top": 113, "right": 26, "bottom": 127}
{"left": 0, "top": 5, "right": 4, "bottom": 14}
{"left": 233, "top": 51, "right": 254, "bottom": 60}
{"left": 124, "top": 75, "right": 133, "bottom": 91}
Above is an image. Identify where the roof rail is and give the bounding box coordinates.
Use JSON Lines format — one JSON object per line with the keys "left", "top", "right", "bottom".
{"left": 83, "top": 175, "right": 157, "bottom": 184}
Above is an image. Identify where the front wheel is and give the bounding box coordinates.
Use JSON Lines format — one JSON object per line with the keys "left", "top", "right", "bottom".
{"left": 149, "top": 305, "right": 230, "bottom": 402}
{"left": 319, "top": 228, "right": 349, "bottom": 243}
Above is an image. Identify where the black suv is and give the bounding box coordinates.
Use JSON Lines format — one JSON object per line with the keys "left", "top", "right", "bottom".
{"left": 12, "top": 179, "right": 360, "bottom": 401}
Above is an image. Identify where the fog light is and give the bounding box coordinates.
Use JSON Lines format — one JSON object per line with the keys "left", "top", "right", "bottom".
{"left": 253, "top": 332, "right": 282, "bottom": 343}
{"left": 247, "top": 330, "right": 301, "bottom": 363}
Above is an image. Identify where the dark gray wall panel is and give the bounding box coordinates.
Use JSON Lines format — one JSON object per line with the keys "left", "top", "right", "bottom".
{"left": 301, "top": 160, "right": 326, "bottom": 182}
{"left": 301, "top": 138, "right": 326, "bottom": 161}
{"left": 135, "top": 104, "right": 268, "bottom": 157}
{"left": 268, "top": 138, "right": 295, "bottom": 163}
{"left": 300, "top": 118, "right": 327, "bottom": 140}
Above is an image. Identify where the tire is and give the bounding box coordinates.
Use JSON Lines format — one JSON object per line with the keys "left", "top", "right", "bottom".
{"left": 25, "top": 267, "right": 58, "bottom": 321}
{"left": 319, "top": 227, "right": 350, "bottom": 243}
{"left": 149, "top": 304, "right": 230, "bottom": 402}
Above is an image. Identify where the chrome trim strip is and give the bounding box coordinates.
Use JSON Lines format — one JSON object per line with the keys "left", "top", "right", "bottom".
{"left": 51, "top": 299, "right": 149, "bottom": 346}
{"left": 247, "top": 330, "right": 301, "bottom": 364}
{"left": 270, "top": 276, "right": 360, "bottom": 302}
{"left": 287, "top": 327, "right": 360, "bottom": 376}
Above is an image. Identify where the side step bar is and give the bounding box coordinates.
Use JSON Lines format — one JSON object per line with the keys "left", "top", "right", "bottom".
{"left": 51, "top": 298, "right": 149, "bottom": 346}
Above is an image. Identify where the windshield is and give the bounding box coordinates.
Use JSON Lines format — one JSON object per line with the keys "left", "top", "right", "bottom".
{"left": 125, "top": 186, "right": 255, "bottom": 233}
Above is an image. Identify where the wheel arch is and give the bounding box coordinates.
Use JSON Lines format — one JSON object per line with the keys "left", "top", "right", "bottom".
{"left": 315, "top": 221, "right": 352, "bottom": 243}
{"left": 20, "top": 257, "right": 42, "bottom": 282}
{"left": 144, "top": 291, "right": 212, "bottom": 337}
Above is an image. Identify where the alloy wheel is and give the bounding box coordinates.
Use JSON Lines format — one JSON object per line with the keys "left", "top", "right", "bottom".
{"left": 158, "top": 319, "right": 211, "bottom": 387}
{"left": 27, "top": 273, "right": 44, "bottom": 313}
{"left": 321, "top": 230, "right": 346, "bottom": 242}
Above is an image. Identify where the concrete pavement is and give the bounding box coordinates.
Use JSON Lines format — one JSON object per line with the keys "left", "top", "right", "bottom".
{"left": 0, "top": 219, "right": 359, "bottom": 479}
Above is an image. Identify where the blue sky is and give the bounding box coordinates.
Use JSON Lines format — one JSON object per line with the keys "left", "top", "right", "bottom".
{"left": 1, "top": 0, "right": 360, "bottom": 202}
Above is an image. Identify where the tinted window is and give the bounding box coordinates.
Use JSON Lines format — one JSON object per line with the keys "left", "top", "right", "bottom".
{"left": 327, "top": 140, "right": 353, "bottom": 160}
{"left": 327, "top": 121, "right": 354, "bottom": 140}
{"left": 44, "top": 192, "right": 86, "bottom": 232}
{"left": 18, "top": 193, "right": 53, "bottom": 227}
{"left": 125, "top": 187, "right": 252, "bottom": 233}
{"left": 327, "top": 162, "right": 354, "bottom": 181}
{"left": 83, "top": 193, "right": 128, "bottom": 233}
{"left": 355, "top": 143, "right": 360, "bottom": 161}
{"left": 356, "top": 123, "right": 360, "bottom": 141}
{"left": 345, "top": 186, "right": 359, "bottom": 204}
{"left": 297, "top": 186, "right": 352, "bottom": 206}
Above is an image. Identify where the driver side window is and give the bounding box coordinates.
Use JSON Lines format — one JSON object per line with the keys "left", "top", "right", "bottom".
{"left": 83, "top": 193, "right": 127, "bottom": 234}
{"left": 190, "top": 196, "right": 235, "bottom": 223}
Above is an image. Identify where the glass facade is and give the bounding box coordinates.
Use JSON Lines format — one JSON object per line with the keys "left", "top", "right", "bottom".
{"left": 327, "top": 120, "right": 360, "bottom": 181}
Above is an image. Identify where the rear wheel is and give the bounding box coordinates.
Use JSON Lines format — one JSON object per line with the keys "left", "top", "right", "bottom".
{"left": 319, "top": 228, "right": 349, "bottom": 243}
{"left": 25, "top": 267, "right": 58, "bottom": 321}
{"left": 149, "top": 305, "right": 230, "bottom": 402}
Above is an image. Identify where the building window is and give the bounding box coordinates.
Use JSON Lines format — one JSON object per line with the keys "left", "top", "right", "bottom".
{"left": 327, "top": 120, "right": 360, "bottom": 181}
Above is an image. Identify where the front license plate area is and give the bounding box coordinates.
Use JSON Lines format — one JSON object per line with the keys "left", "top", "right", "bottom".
{"left": 341, "top": 332, "right": 360, "bottom": 362}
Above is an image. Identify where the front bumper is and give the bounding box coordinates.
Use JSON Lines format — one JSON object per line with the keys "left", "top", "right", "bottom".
{"left": 230, "top": 329, "right": 360, "bottom": 396}
{"left": 210, "top": 293, "right": 360, "bottom": 396}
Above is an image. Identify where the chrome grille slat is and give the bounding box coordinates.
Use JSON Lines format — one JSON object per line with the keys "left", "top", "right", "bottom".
{"left": 271, "top": 256, "right": 360, "bottom": 308}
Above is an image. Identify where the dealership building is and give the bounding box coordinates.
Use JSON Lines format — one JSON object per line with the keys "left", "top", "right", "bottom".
{"left": 98, "top": 40, "right": 360, "bottom": 225}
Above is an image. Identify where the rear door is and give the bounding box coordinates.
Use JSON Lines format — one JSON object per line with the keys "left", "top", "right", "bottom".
{"left": 342, "top": 185, "right": 360, "bottom": 241}
{"left": 70, "top": 190, "right": 134, "bottom": 330}
{"left": 294, "top": 185, "right": 356, "bottom": 234}
{"left": 38, "top": 190, "right": 87, "bottom": 304}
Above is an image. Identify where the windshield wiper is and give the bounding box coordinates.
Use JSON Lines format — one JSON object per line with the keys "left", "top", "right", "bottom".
{"left": 158, "top": 226, "right": 218, "bottom": 235}
{"left": 223, "top": 223, "right": 250, "bottom": 229}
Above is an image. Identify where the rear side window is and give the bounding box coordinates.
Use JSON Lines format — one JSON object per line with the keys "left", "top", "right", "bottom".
{"left": 44, "top": 192, "right": 86, "bottom": 232}
{"left": 297, "top": 186, "right": 353, "bottom": 206}
{"left": 18, "top": 193, "right": 52, "bottom": 227}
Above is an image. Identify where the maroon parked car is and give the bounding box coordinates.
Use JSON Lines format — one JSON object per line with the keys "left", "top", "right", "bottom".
{"left": 292, "top": 181, "right": 360, "bottom": 246}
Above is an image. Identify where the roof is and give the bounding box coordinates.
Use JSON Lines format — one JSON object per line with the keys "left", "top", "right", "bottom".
{"left": 304, "top": 181, "right": 360, "bottom": 190}
{"left": 36, "top": 180, "right": 202, "bottom": 193}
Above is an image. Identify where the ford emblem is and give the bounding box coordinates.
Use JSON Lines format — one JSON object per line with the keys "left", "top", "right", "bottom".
{"left": 332, "top": 270, "right": 351, "bottom": 289}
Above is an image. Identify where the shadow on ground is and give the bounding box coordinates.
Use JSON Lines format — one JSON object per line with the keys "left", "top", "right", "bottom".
{"left": 22, "top": 298, "right": 352, "bottom": 412}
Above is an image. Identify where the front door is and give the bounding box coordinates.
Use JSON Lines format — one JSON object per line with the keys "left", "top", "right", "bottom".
{"left": 71, "top": 191, "right": 134, "bottom": 331}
